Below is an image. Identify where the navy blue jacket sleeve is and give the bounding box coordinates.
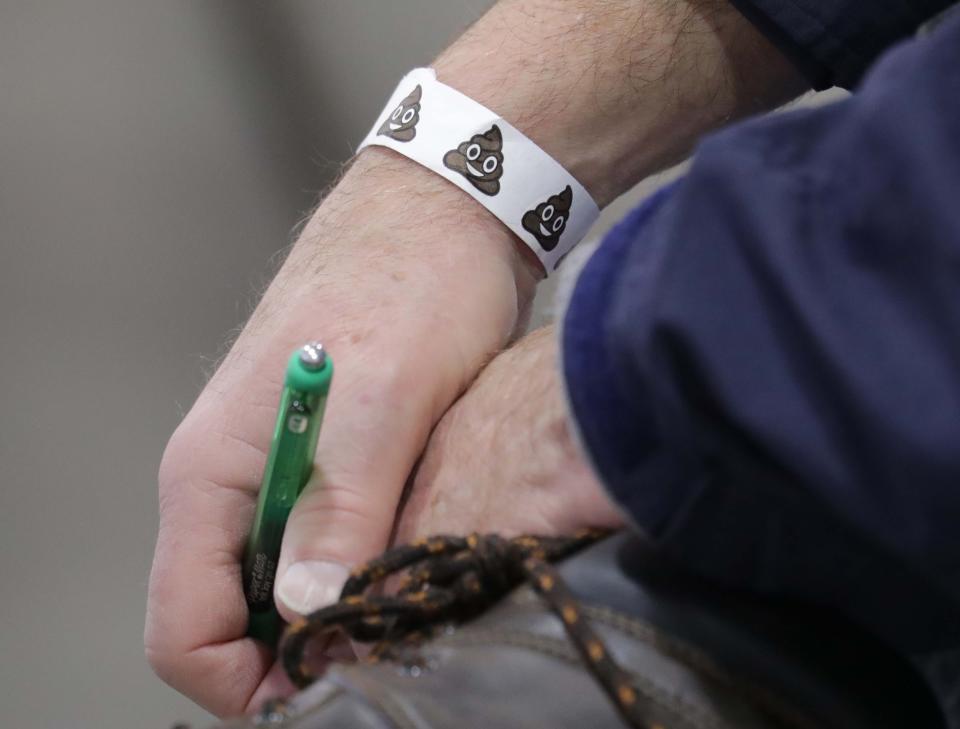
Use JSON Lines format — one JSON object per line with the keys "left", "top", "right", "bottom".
{"left": 562, "top": 11, "right": 960, "bottom": 714}
{"left": 729, "top": 0, "right": 957, "bottom": 88}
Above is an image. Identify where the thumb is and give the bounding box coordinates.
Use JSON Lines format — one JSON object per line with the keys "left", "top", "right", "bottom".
{"left": 273, "top": 469, "right": 392, "bottom": 621}
{"left": 272, "top": 378, "right": 428, "bottom": 623}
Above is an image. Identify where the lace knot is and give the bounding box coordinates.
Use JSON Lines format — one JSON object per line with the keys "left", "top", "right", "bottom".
{"left": 278, "top": 530, "right": 607, "bottom": 689}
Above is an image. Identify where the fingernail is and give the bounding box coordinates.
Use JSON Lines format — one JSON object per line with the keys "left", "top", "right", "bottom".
{"left": 277, "top": 561, "right": 351, "bottom": 615}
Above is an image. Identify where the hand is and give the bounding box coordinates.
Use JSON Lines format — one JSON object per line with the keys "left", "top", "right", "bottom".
{"left": 394, "top": 326, "right": 624, "bottom": 544}
{"left": 146, "top": 0, "right": 803, "bottom": 717}
{"left": 145, "top": 149, "right": 535, "bottom": 716}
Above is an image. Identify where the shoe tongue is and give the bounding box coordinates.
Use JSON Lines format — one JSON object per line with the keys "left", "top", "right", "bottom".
{"left": 555, "top": 532, "right": 945, "bottom": 729}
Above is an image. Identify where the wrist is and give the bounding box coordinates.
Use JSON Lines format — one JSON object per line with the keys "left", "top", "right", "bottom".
{"left": 431, "top": 0, "right": 806, "bottom": 207}
{"left": 300, "top": 146, "right": 542, "bottom": 292}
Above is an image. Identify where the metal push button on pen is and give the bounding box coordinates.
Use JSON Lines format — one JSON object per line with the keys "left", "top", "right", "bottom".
{"left": 242, "top": 342, "right": 333, "bottom": 647}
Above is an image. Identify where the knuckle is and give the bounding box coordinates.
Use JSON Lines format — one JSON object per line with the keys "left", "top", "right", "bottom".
{"left": 144, "top": 569, "right": 187, "bottom": 685}
{"left": 143, "top": 620, "right": 181, "bottom": 686}
{"left": 144, "top": 643, "right": 174, "bottom": 684}
{"left": 158, "top": 416, "right": 202, "bottom": 492}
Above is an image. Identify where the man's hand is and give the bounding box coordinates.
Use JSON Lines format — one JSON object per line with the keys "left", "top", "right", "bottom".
{"left": 394, "top": 327, "right": 625, "bottom": 544}
{"left": 145, "top": 0, "right": 805, "bottom": 718}
{"left": 146, "top": 150, "right": 533, "bottom": 716}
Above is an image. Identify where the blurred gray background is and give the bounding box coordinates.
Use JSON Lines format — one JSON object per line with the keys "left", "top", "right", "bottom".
{"left": 0, "top": 3, "right": 836, "bottom": 728}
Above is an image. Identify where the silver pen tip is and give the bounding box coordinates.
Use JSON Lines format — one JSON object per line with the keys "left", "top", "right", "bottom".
{"left": 299, "top": 342, "right": 326, "bottom": 370}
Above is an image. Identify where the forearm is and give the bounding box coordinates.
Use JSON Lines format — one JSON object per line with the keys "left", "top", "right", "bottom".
{"left": 434, "top": 0, "right": 806, "bottom": 207}
{"left": 288, "top": 0, "right": 805, "bottom": 285}
{"left": 242, "top": 0, "right": 808, "bottom": 412}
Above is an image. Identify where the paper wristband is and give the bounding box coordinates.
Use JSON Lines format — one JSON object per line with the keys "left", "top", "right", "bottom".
{"left": 358, "top": 68, "right": 600, "bottom": 273}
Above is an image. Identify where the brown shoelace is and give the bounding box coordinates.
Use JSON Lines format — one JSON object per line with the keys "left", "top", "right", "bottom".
{"left": 277, "top": 530, "right": 659, "bottom": 728}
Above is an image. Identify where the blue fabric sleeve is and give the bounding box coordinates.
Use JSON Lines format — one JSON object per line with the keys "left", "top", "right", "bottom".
{"left": 729, "top": 0, "right": 956, "bottom": 89}
{"left": 562, "top": 11, "right": 960, "bottom": 717}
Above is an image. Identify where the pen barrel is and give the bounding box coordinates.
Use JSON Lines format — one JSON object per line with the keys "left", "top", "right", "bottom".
{"left": 242, "top": 348, "right": 332, "bottom": 645}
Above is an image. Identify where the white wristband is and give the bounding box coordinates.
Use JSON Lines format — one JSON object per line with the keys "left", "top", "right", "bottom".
{"left": 358, "top": 68, "right": 600, "bottom": 274}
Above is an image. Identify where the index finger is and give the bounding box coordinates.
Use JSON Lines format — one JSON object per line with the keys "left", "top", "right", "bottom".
{"left": 146, "top": 408, "right": 283, "bottom": 716}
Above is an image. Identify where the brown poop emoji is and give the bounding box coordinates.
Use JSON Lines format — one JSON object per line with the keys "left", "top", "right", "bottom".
{"left": 442, "top": 125, "right": 504, "bottom": 195}
{"left": 378, "top": 85, "right": 421, "bottom": 142}
{"left": 522, "top": 185, "right": 572, "bottom": 252}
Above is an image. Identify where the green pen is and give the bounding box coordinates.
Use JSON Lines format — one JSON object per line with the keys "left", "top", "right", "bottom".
{"left": 242, "top": 342, "right": 333, "bottom": 647}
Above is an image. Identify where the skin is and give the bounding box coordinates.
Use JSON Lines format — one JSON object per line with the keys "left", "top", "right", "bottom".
{"left": 146, "top": 0, "right": 806, "bottom": 718}
{"left": 394, "top": 326, "right": 626, "bottom": 544}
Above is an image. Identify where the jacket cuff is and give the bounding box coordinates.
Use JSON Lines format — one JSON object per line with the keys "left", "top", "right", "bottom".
{"left": 559, "top": 183, "right": 705, "bottom": 537}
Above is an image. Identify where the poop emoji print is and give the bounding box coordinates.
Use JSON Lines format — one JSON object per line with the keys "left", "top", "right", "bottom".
{"left": 378, "top": 85, "right": 422, "bottom": 142}
{"left": 522, "top": 186, "right": 572, "bottom": 252}
{"left": 443, "top": 125, "right": 504, "bottom": 196}
{"left": 358, "top": 68, "right": 600, "bottom": 272}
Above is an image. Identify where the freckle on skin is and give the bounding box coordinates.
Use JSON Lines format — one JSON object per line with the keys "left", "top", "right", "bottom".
{"left": 391, "top": 271, "right": 406, "bottom": 282}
